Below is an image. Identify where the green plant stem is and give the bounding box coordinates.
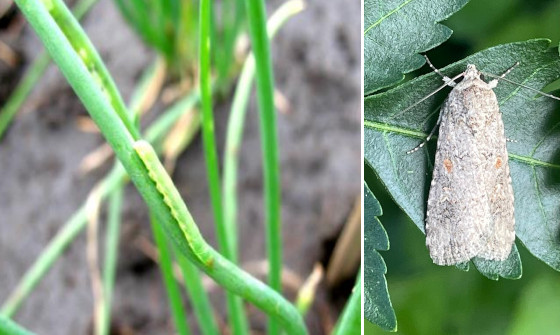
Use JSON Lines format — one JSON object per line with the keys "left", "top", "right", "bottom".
{"left": 243, "top": 0, "right": 282, "bottom": 333}
{"left": 199, "top": 0, "right": 232, "bottom": 261}
{"left": 99, "top": 185, "right": 123, "bottom": 335}
{"left": 0, "top": 92, "right": 200, "bottom": 318}
{"left": 14, "top": 1, "right": 307, "bottom": 332}
{"left": 175, "top": 249, "right": 220, "bottom": 335}
{"left": 37, "top": 0, "right": 139, "bottom": 138}
{"left": 0, "top": 315, "right": 36, "bottom": 335}
{"left": 150, "top": 214, "right": 191, "bottom": 335}
{"left": 216, "top": 0, "right": 239, "bottom": 86}
{"left": 199, "top": 1, "right": 248, "bottom": 334}
{"left": 332, "top": 273, "right": 361, "bottom": 335}
{"left": 0, "top": 52, "right": 49, "bottom": 139}
{"left": 223, "top": 0, "right": 304, "bottom": 269}
{"left": 0, "top": 0, "right": 99, "bottom": 140}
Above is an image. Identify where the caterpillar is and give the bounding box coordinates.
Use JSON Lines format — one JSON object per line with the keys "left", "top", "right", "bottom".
{"left": 133, "top": 140, "right": 212, "bottom": 265}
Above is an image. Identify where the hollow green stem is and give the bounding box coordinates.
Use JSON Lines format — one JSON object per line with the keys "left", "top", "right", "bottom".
{"left": 200, "top": 0, "right": 248, "bottom": 334}
{"left": 0, "top": 315, "right": 36, "bottom": 335}
{"left": 199, "top": 0, "right": 232, "bottom": 260}
{"left": 332, "top": 273, "right": 361, "bottom": 335}
{"left": 216, "top": 0, "right": 240, "bottom": 87}
{"left": 0, "top": 0, "right": 99, "bottom": 140}
{"left": 35, "top": 0, "right": 139, "bottom": 138}
{"left": 150, "top": 213, "right": 191, "bottom": 335}
{"left": 0, "top": 52, "right": 49, "bottom": 139}
{"left": 242, "top": 0, "right": 282, "bottom": 333}
{"left": 99, "top": 185, "right": 123, "bottom": 335}
{"left": 223, "top": 0, "right": 305, "bottom": 270}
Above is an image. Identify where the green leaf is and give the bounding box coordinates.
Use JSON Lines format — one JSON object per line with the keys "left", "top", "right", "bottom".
{"left": 509, "top": 274, "right": 560, "bottom": 335}
{"left": 364, "top": 182, "right": 397, "bottom": 331}
{"left": 363, "top": 0, "right": 468, "bottom": 94}
{"left": 364, "top": 39, "right": 560, "bottom": 278}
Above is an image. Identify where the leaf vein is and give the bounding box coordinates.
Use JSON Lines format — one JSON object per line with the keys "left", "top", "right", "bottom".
{"left": 366, "top": 120, "right": 560, "bottom": 169}
{"left": 364, "top": 0, "right": 416, "bottom": 35}
{"left": 531, "top": 166, "right": 548, "bottom": 231}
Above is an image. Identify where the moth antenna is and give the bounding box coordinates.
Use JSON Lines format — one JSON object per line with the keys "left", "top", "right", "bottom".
{"left": 407, "top": 110, "right": 443, "bottom": 154}
{"left": 389, "top": 72, "right": 465, "bottom": 121}
{"left": 483, "top": 72, "right": 560, "bottom": 101}
{"left": 424, "top": 55, "right": 446, "bottom": 79}
{"left": 498, "top": 62, "right": 520, "bottom": 80}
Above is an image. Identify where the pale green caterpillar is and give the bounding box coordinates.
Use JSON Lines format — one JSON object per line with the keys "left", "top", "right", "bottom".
{"left": 133, "top": 140, "right": 212, "bottom": 265}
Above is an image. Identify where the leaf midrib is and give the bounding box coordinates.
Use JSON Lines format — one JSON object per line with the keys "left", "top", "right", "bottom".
{"left": 364, "top": 119, "right": 560, "bottom": 169}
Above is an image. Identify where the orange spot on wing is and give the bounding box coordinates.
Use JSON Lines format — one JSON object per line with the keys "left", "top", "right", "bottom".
{"left": 443, "top": 158, "right": 453, "bottom": 173}
{"left": 495, "top": 156, "right": 503, "bottom": 169}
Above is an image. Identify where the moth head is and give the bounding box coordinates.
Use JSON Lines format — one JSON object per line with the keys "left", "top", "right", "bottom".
{"left": 464, "top": 64, "right": 481, "bottom": 80}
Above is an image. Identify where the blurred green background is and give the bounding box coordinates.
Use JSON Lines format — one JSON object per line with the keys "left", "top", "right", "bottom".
{"left": 365, "top": 0, "right": 560, "bottom": 333}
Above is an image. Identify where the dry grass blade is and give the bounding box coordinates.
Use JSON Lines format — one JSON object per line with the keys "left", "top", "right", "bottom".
{"left": 161, "top": 79, "right": 195, "bottom": 105}
{"left": 76, "top": 116, "right": 100, "bottom": 133}
{"left": 295, "top": 263, "right": 324, "bottom": 315}
{"left": 0, "top": 40, "right": 18, "bottom": 67}
{"left": 79, "top": 143, "right": 113, "bottom": 174}
{"left": 163, "top": 108, "right": 200, "bottom": 172}
{"left": 131, "top": 58, "right": 166, "bottom": 118}
{"left": 0, "top": 1, "right": 13, "bottom": 19}
{"left": 85, "top": 184, "right": 104, "bottom": 335}
{"left": 326, "top": 194, "right": 361, "bottom": 286}
{"left": 274, "top": 89, "right": 292, "bottom": 115}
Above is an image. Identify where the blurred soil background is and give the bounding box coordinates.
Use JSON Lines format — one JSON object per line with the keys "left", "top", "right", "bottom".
{"left": 0, "top": 0, "right": 361, "bottom": 334}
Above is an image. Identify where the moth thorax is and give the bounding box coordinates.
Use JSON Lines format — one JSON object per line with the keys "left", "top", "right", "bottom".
{"left": 464, "top": 64, "right": 481, "bottom": 80}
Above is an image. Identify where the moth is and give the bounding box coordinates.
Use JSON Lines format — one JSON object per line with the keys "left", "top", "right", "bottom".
{"left": 406, "top": 57, "right": 545, "bottom": 266}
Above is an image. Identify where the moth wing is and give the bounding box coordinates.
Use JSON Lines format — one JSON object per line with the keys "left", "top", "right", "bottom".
{"left": 425, "top": 97, "right": 493, "bottom": 266}
{"left": 475, "top": 105, "right": 516, "bottom": 261}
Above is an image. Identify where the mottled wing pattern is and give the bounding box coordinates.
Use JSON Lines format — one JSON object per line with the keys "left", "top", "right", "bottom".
{"left": 473, "top": 87, "right": 516, "bottom": 261}
{"left": 426, "top": 74, "right": 516, "bottom": 265}
{"left": 426, "top": 84, "right": 493, "bottom": 265}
